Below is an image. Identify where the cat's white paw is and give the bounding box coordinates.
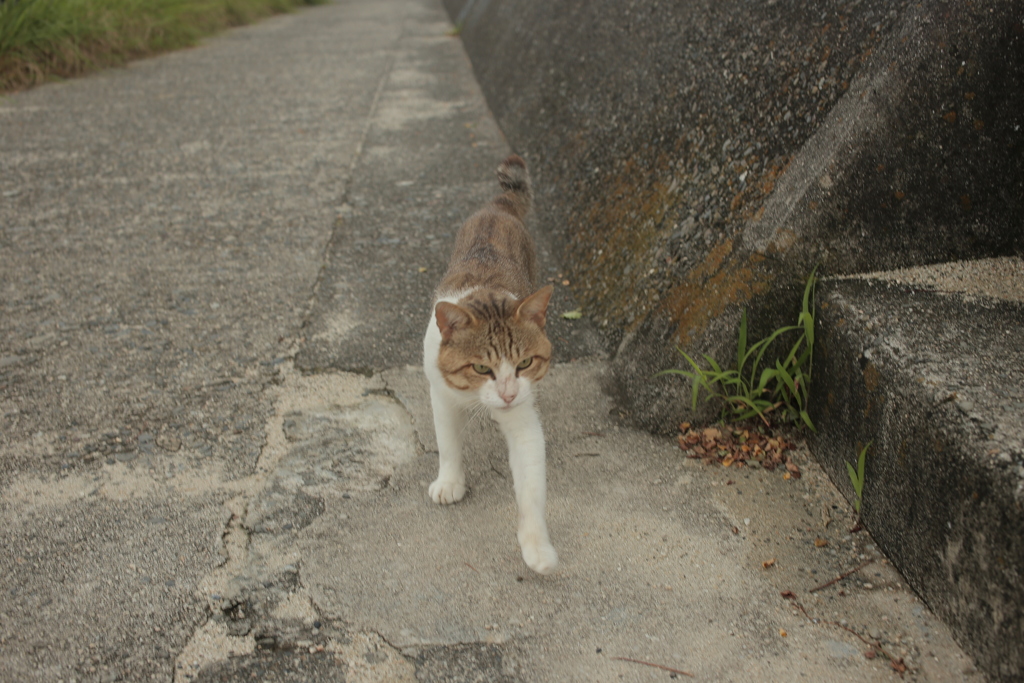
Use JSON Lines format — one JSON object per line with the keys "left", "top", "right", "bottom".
{"left": 520, "top": 540, "right": 559, "bottom": 575}
{"left": 428, "top": 478, "right": 466, "bottom": 504}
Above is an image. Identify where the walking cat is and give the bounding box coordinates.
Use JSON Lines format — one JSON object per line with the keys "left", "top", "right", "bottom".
{"left": 422, "top": 154, "right": 558, "bottom": 575}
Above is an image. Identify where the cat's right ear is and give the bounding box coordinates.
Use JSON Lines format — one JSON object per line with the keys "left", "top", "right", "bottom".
{"left": 435, "top": 302, "right": 475, "bottom": 343}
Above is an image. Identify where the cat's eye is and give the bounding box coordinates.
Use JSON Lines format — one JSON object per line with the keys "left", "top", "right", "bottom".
{"left": 472, "top": 363, "right": 491, "bottom": 375}
{"left": 516, "top": 357, "right": 533, "bottom": 370}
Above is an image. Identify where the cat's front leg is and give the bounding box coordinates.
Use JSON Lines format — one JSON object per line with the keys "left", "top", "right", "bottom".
{"left": 428, "top": 386, "right": 468, "bottom": 504}
{"left": 492, "top": 401, "right": 558, "bottom": 574}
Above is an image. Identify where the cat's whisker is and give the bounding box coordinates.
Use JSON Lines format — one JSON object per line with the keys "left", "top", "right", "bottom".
{"left": 460, "top": 402, "right": 488, "bottom": 437}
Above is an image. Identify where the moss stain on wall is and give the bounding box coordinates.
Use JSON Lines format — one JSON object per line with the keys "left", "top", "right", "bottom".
{"left": 566, "top": 153, "right": 677, "bottom": 328}
{"left": 661, "top": 241, "right": 770, "bottom": 346}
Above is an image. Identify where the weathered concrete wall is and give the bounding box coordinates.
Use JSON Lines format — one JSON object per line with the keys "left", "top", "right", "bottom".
{"left": 444, "top": 0, "right": 1024, "bottom": 432}
{"left": 811, "top": 279, "right": 1024, "bottom": 680}
{"left": 445, "top": 1, "right": 1024, "bottom": 679}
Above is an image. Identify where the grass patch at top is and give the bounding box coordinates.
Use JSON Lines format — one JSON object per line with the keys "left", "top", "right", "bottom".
{"left": 0, "top": 0, "right": 326, "bottom": 92}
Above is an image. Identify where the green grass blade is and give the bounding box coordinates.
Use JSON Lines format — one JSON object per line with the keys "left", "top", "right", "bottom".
{"left": 802, "top": 266, "right": 818, "bottom": 316}
{"left": 737, "top": 309, "right": 747, "bottom": 374}
{"left": 675, "top": 351, "right": 709, "bottom": 409}
{"left": 799, "top": 310, "right": 814, "bottom": 348}
{"left": 793, "top": 346, "right": 813, "bottom": 372}
{"left": 802, "top": 268, "right": 817, "bottom": 353}
{"left": 728, "top": 395, "right": 770, "bottom": 421}
{"left": 845, "top": 461, "right": 862, "bottom": 512}
{"left": 691, "top": 375, "right": 703, "bottom": 408}
{"left": 858, "top": 442, "right": 869, "bottom": 485}
{"left": 672, "top": 349, "right": 703, "bottom": 374}
{"left": 774, "top": 359, "right": 797, "bottom": 399}
{"left": 655, "top": 368, "right": 694, "bottom": 378}
{"left": 757, "top": 367, "right": 777, "bottom": 392}
{"left": 750, "top": 324, "right": 799, "bottom": 380}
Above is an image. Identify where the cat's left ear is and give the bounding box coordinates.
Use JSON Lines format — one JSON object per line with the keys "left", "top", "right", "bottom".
{"left": 515, "top": 284, "right": 554, "bottom": 329}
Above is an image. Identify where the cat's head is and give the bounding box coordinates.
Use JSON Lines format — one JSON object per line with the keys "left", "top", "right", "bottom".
{"left": 434, "top": 286, "right": 553, "bottom": 410}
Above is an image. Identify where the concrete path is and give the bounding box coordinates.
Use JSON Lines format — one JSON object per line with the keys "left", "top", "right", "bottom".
{"left": 0, "top": 1, "right": 982, "bottom": 681}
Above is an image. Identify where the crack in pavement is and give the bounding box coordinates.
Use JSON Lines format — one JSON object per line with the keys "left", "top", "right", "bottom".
{"left": 174, "top": 363, "right": 424, "bottom": 680}
{"left": 174, "top": 360, "right": 528, "bottom": 682}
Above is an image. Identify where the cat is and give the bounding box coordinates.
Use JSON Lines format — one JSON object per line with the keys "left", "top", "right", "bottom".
{"left": 422, "top": 154, "right": 558, "bottom": 575}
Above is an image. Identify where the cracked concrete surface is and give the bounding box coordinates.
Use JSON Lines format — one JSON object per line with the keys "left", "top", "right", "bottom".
{"left": 0, "top": 0, "right": 987, "bottom": 680}
{"left": 170, "top": 361, "right": 980, "bottom": 681}
{"left": 174, "top": 367, "right": 414, "bottom": 681}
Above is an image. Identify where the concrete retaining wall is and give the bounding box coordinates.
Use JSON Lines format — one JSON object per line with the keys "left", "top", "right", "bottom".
{"left": 811, "top": 279, "right": 1024, "bottom": 679}
{"left": 445, "top": 0, "right": 1024, "bottom": 678}
{"left": 444, "top": 0, "right": 1023, "bottom": 431}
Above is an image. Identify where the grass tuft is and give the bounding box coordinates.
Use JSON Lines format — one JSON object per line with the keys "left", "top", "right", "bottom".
{"left": 658, "top": 267, "right": 819, "bottom": 429}
{"left": 0, "top": 0, "right": 326, "bottom": 92}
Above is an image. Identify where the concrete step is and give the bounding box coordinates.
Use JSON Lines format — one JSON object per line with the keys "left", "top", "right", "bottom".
{"left": 809, "top": 257, "right": 1024, "bottom": 680}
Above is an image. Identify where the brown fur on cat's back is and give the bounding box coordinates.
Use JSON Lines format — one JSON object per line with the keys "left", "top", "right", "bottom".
{"left": 436, "top": 154, "right": 537, "bottom": 300}
{"left": 431, "top": 155, "right": 554, "bottom": 392}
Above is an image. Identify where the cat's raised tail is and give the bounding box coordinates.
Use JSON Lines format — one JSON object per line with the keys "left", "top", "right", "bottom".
{"left": 495, "top": 154, "right": 532, "bottom": 219}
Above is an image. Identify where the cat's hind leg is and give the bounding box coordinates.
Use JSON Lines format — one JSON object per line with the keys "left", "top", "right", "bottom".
{"left": 492, "top": 402, "right": 558, "bottom": 574}
{"left": 428, "top": 386, "right": 468, "bottom": 504}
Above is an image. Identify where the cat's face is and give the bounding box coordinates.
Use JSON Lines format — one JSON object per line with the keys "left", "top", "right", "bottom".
{"left": 435, "top": 287, "right": 553, "bottom": 410}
